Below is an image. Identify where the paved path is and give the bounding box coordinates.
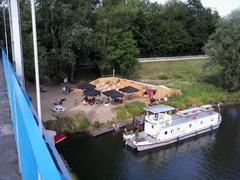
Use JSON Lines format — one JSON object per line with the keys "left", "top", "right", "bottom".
{"left": 0, "top": 59, "right": 21, "bottom": 179}
{"left": 138, "top": 55, "right": 209, "bottom": 63}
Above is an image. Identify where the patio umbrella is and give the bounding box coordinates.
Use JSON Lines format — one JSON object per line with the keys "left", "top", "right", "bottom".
{"left": 76, "top": 82, "right": 95, "bottom": 90}
{"left": 103, "top": 90, "right": 123, "bottom": 98}
{"left": 119, "top": 86, "right": 139, "bottom": 94}
{"left": 83, "top": 89, "right": 101, "bottom": 97}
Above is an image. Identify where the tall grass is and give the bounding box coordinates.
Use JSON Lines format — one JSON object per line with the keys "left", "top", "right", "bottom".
{"left": 114, "top": 101, "right": 146, "bottom": 121}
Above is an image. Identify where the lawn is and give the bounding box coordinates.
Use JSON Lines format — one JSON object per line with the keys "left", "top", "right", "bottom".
{"left": 138, "top": 59, "right": 216, "bottom": 80}
{"left": 138, "top": 59, "right": 240, "bottom": 108}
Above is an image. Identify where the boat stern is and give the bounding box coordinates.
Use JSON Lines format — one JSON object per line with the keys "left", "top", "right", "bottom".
{"left": 123, "top": 132, "right": 137, "bottom": 148}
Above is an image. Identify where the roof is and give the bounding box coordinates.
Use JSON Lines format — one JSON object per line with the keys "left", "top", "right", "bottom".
{"left": 76, "top": 82, "right": 95, "bottom": 90}
{"left": 83, "top": 89, "right": 101, "bottom": 97}
{"left": 103, "top": 90, "right": 123, "bottom": 98}
{"left": 119, "top": 86, "right": 139, "bottom": 93}
{"left": 144, "top": 105, "right": 175, "bottom": 113}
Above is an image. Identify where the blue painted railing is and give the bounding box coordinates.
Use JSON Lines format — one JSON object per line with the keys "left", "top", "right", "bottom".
{"left": 1, "top": 49, "right": 64, "bottom": 180}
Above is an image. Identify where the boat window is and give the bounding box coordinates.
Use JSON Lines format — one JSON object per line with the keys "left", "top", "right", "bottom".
{"left": 171, "top": 129, "right": 174, "bottom": 133}
{"left": 189, "top": 124, "right": 192, "bottom": 128}
{"left": 211, "top": 119, "right": 213, "bottom": 121}
{"left": 177, "top": 127, "right": 180, "bottom": 132}
{"left": 200, "top": 121, "right": 203, "bottom": 124}
{"left": 164, "top": 131, "right": 168, "bottom": 135}
{"left": 152, "top": 125, "right": 154, "bottom": 129}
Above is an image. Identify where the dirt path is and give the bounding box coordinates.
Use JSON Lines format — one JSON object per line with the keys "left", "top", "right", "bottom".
{"left": 138, "top": 55, "right": 208, "bottom": 63}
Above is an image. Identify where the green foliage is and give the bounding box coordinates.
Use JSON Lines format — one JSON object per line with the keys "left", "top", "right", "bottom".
{"left": 114, "top": 101, "right": 146, "bottom": 121}
{"left": 92, "top": 121, "right": 101, "bottom": 129}
{"left": 44, "top": 114, "right": 90, "bottom": 134}
{"left": 204, "top": 10, "right": 240, "bottom": 91}
{"left": 16, "top": 0, "right": 219, "bottom": 84}
{"left": 134, "top": 129, "right": 139, "bottom": 137}
{"left": 124, "top": 101, "right": 145, "bottom": 116}
{"left": 165, "top": 82, "right": 228, "bottom": 109}
{"left": 115, "top": 106, "right": 129, "bottom": 121}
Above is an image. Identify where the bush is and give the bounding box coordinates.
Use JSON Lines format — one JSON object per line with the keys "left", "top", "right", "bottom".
{"left": 124, "top": 101, "right": 146, "bottom": 116}
{"left": 44, "top": 114, "right": 90, "bottom": 134}
{"left": 114, "top": 101, "right": 146, "bottom": 121}
{"left": 115, "top": 106, "right": 129, "bottom": 121}
{"left": 92, "top": 121, "right": 101, "bottom": 129}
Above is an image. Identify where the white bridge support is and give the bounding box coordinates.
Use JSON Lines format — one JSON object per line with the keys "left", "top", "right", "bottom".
{"left": 8, "top": 0, "right": 25, "bottom": 86}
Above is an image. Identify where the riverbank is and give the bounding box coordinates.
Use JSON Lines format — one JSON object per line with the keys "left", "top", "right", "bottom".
{"left": 43, "top": 101, "right": 146, "bottom": 134}
{"left": 138, "top": 59, "right": 240, "bottom": 109}
{"left": 44, "top": 59, "right": 240, "bottom": 135}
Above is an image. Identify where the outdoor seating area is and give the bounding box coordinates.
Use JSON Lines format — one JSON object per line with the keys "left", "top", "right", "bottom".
{"left": 73, "top": 81, "right": 140, "bottom": 106}
{"left": 28, "top": 77, "right": 181, "bottom": 121}
{"left": 66, "top": 77, "right": 182, "bottom": 107}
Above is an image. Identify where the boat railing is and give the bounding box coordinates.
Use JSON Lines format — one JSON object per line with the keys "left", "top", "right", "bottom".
{"left": 176, "top": 107, "right": 202, "bottom": 117}
{"left": 200, "top": 105, "right": 214, "bottom": 112}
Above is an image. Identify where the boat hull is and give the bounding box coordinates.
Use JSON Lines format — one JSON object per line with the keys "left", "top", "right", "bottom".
{"left": 135, "top": 124, "right": 220, "bottom": 151}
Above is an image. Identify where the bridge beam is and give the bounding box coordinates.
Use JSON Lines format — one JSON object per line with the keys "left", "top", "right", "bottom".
{"left": 8, "top": 0, "right": 25, "bottom": 87}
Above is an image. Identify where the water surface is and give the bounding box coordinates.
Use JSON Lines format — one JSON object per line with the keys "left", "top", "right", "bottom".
{"left": 57, "top": 105, "right": 240, "bottom": 180}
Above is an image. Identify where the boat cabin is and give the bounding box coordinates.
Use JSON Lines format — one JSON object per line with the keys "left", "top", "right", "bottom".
{"left": 144, "top": 105, "right": 175, "bottom": 122}
{"left": 144, "top": 105, "right": 175, "bottom": 136}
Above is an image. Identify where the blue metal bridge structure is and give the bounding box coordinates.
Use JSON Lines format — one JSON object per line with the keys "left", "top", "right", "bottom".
{"left": 0, "top": 49, "right": 71, "bottom": 179}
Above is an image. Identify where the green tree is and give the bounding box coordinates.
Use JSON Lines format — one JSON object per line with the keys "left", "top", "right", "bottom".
{"left": 204, "top": 10, "right": 240, "bottom": 91}
{"left": 95, "top": 0, "right": 140, "bottom": 77}
{"left": 186, "top": 0, "right": 219, "bottom": 54}
{"left": 13, "top": 0, "right": 220, "bottom": 84}
{"left": 107, "top": 32, "right": 139, "bottom": 77}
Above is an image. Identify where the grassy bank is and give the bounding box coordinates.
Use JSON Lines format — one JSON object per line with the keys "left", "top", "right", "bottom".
{"left": 114, "top": 101, "right": 146, "bottom": 121}
{"left": 44, "top": 114, "right": 90, "bottom": 134}
{"left": 44, "top": 102, "right": 146, "bottom": 133}
{"left": 138, "top": 59, "right": 240, "bottom": 108}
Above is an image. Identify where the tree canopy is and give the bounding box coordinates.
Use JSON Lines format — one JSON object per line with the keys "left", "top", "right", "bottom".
{"left": 204, "top": 10, "right": 240, "bottom": 91}
{"left": 0, "top": 0, "right": 220, "bottom": 84}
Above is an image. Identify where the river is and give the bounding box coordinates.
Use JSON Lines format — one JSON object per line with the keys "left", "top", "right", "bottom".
{"left": 57, "top": 105, "right": 240, "bottom": 180}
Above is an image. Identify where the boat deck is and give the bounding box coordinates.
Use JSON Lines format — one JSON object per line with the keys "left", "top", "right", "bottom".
{"left": 169, "top": 110, "right": 218, "bottom": 127}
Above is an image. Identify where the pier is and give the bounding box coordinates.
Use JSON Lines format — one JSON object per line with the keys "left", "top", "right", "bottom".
{"left": 89, "top": 119, "right": 132, "bottom": 137}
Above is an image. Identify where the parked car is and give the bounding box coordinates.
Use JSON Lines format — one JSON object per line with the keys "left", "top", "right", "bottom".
{"left": 52, "top": 105, "right": 65, "bottom": 113}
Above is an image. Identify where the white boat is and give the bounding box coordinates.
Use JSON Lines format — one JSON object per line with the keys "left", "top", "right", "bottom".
{"left": 123, "top": 104, "right": 222, "bottom": 151}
